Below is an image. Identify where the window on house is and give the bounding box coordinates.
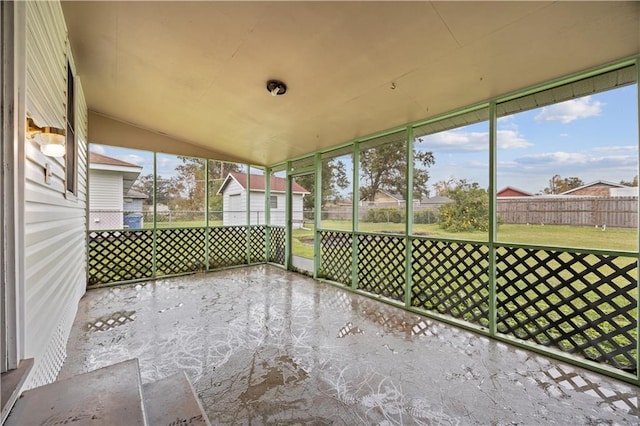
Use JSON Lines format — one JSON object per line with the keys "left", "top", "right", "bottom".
{"left": 65, "top": 61, "right": 76, "bottom": 195}
{"left": 270, "top": 195, "right": 278, "bottom": 209}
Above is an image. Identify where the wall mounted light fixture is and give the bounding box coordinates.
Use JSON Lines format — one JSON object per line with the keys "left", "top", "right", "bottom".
{"left": 27, "top": 117, "right": 66, "bottom": 157}
{"left": 266, "top": 80, "right": 287, "bottom": 96}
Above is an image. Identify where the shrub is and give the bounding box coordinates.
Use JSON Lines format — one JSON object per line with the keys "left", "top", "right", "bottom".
{"left": 363, "top": 208, "right": 404, "bottom": 223}
{"left": 439, "top": 180, "right": 489, "bottom": 232}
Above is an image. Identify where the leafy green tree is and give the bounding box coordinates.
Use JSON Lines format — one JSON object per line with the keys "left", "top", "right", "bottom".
{"left": 208, "top": 161, "right": 243, "bottom": 213}
{"left": 172, "top": 157, "right": 206, "bottom": 211}
{"left": 296, "top": 159, "right": 349, "bottom": 210}
{"left": 439, "top": 179, "right": 489, "bottom": 232}
{"left": 620, "top": 176, "right": 638, "bottom": 187}
{"left": 543, "top": 175, "right": 584, "bottom": 194}
{"left": 359, "top": 140, "right": 434, "bottom": 201}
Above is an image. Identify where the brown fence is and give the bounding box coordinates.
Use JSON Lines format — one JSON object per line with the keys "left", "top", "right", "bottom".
{"left": 497, "top": 196, "right": 638, "bottom": 228}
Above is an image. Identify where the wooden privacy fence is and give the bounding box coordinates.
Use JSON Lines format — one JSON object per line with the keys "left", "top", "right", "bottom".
{"left": 497, "top": 196, "right": 638, "bottom": 228}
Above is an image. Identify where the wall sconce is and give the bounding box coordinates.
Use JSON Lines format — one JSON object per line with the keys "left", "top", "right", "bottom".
{"left": 27, "top": 117, "right": 66, "bottom": 157}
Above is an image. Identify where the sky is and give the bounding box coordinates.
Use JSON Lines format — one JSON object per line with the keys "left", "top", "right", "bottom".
{"left": 90, "top": 84, "right": 638, "bottom": 196}
{"left": 417, "top": 84, "right": 638, "bottom": 194}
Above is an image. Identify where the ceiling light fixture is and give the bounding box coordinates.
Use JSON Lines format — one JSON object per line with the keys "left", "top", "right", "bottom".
{"left": 26, "top": 117, "right": 66, "bottom": 157}
{"left": 266, "top": 80, "right": 287, "bottom": 96}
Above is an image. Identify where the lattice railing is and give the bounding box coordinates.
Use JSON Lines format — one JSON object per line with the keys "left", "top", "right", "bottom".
{"left": 496, "top": 245, "right": 637, "bottom": 371}
{"left": 269, "top": 226, "right": 286, "bottom": 265}
{"left": 412, "top": 239, "right": 489, "bottom": 327}
{"left": 156, "top": 228, "right": 206, "bottom": 275}
{"left": 250, "top": 226, "right": 267, "bottom": 263}
{"left": 88, "top": 230, "right": 154, "bottom": 285}
{"left": 319, "top": 231, "right": 352, "bottom": 286}
{"left": 209, "top": 226, "right": 247, "bottom": 268}
{"left": 357, "top": 234, "right": 405, "bottom": 302}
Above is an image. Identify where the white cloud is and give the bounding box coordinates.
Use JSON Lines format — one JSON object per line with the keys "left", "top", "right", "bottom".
{"left": 417, "top": 129, "right": 530, "bottom": 152}
{"left": 590, "top": 145, "right": 637, "bottom": 153}
{"left": 90, "top": 144, "right": 105, "bottom": 155}
{"left": 118, "top": 154, "right": 146, "bottom": 167}
{"left": 497, "top": 130, "right": 531, "bottom": 149}
{"left": 512, "top": 151, "right": 636, "bottom": 171}
{"left": 534, "top": 96, "right": 603, "bottom": 124}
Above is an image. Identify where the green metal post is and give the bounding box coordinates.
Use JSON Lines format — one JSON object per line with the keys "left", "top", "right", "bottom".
{"left": 488, "top": 101, "right": 498, "bottom": 336}
{"left": 314, "top": 153, "right": 322, "bottom": 279}
{"left": 204, "top": 159, "right": 209, "bottom": 271}
{"left": 636, "top": 58, "right": 640, "bottom": 381}
{"left": 152, "top": 152, "right": 157, "bottom": 278}
{"left": 265, "top": 166, "right": 271, "bottom": 263}
{"left": 351, "top": 144, "right": 360, "bottom": 290}
{"left": 285, "top": 161, "right": 292, "bottom": 270}
{"left": 246, "top": 166, "right": 251, "bottom": 264}
{"left": 404, "top": 127, "right": 414, "bottom": 308}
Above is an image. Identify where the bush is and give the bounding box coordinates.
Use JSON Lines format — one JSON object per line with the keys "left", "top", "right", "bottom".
{"left": 413, "top": 209, "right": 438, "bottom": 224}
{"left": 363, "top": 208, "right": 404, "bottom": 223}
{"left": 439, "top": 180, "right": 489, "bottom": 232}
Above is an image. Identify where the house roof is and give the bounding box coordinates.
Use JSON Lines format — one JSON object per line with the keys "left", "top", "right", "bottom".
{"left": 217, "top": 172, "right": 309, "bottom": 195}
{"left": 125, "top": 189, "right": 149, "bottom": 199}
{"left": 61, "top": 2, "right": 639, "bottom": 166}
{"left": 89, "top": 151, "right": 139, "bottom": 168}
{"left": 560, "top": 180, "right": 626, "bottom": 195}
{"left": 377, "top": 190, "right": 404, "bottom": 201}
{"left": 497, "top": 186, "right": 534, "bottom": 197}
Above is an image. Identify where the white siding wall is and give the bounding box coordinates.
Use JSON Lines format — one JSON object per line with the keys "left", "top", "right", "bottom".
{"left": 88, "top": 169, "right": 123, "bottom": 230}
{"left": 248, "top": 190, "right": 266, "bottom": 225}
{"left": 291, "top": 194, "right": 305, "bottom": 229}
{"left": 23, "top": 1, "right": 87, "bottom": 388}
{"left": 221, "top": 179, "right": 246, "bottom": 226}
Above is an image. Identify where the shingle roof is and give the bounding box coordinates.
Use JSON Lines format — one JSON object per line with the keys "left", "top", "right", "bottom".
{"left": 222, "top": 172, "right": 309, "bottom": 194}
{"left": 89, "top": 151, "right": 140, "bottom": 168}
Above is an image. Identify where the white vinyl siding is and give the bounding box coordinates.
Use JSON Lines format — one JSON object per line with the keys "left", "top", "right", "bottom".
{"left": 88, "top": 170, "right": 123, "bottom": 230}
{"left": 221, "top": 178, "right": 247, "bottom": 226}
{"left": 23, "top": 1, "right": 87, "bottom": 389}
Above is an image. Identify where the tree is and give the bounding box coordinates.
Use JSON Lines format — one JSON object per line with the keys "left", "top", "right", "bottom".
{"left": 543, "top": 175, "right": 584, "bottom": 194}
{"left": 439, "top": 179, "right": 489, "bottom": 232}
{"left": 207, "top": 161, "right": 242, "bottom": 214}
{"left": 620, "top": 176, "right": 638, "bottom": 187}
{"left": 433, "top": 178, "right": 455, "bottom": 197}
{"left": 131, "top": 174, "right": 154, "bottom": 206}
{"left": 172, "top": 157, "right": 206, "bottom": 212}
{"left": 295, "top": 159, "right": 349, "bottom": 211}
{"left": 359, "top": 140, "right": 434, "bottom": 202}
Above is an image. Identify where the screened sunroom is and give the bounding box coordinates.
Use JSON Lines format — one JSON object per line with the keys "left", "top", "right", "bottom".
{"left": 2, "top": 1, "right": 640, "bottom": 424}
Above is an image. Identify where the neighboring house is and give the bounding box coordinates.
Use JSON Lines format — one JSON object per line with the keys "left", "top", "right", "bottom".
{"left": 611, "top": 187, "right": 639, "bottom": 197}
{"left": 497, "top": 186, "right": 533, "bottom": 197}
{"left": 419, "top": 195, "right": 453, "bottom": 206}
{"left": 123, "top": 189, "right": 149, "bottom": 228}
{"left": 360, "top": 190, "right": 420, "bottom": 208}
{"left": 217, "top": 172, "right": 309, "bottom": 227}
{"left": 560, "top": 180, "right": 626, "bottom": 196}
{"left": 360, "top": 190, "right": 403, "bottom": 207}
{"left": 89, "top": 152, "right": 145, "bottom": 230}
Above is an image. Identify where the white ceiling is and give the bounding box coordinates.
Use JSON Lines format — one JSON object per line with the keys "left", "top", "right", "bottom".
{"left": 61, "top": 1, "right": 640, "bottom": 166}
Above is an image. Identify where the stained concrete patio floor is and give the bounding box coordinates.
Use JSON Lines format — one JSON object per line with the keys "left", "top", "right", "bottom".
{"left": 60, "top": 265, "right": 640, "bottom": 425}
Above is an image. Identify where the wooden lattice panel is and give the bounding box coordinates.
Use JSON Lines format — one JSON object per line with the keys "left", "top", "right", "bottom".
{"left": 319, "top": 231, "right": 353, "bottom": 286}
{"left": 497, "top": 246, "right": 637, "bottom": 371}
{"left": 209, "top": 226, "right": 248, "bottom": 268}
{"left": 412, "top": 239, "right": 489, "bottom": 327}
{"left": 357, "top": 234, "right": 405, "bottom": 302}
{"left": 87, "top": 230, "right": 154, "bottom": 286}
{"left": 250, "top": 226, "right": 267, "bottom": 263}
{"left": 156, "top": 228, "right": 206, "bottom": 275}
{"left": 269, "top": 226, "right": 285, "bottom": 265}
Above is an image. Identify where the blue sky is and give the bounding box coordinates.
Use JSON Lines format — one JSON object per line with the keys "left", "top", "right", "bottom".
{"left": 417, "top": 84, "right": 638, "bottom": 194}
{"left": 91, "top": 84, "right": 638, "bottom": 196}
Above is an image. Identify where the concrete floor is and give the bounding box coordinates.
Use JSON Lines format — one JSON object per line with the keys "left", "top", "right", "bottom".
{"left": 60, "top": 265, "right": 640, "bottom": 425}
